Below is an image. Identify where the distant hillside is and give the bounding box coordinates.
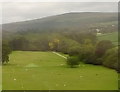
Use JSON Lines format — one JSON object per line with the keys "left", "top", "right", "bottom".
{"left": 2, "top": 12, "right": 118, "bottom": 34}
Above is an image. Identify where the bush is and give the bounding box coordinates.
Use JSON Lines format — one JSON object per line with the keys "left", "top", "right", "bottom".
{"left": 66, "top": 56, "right": 80, "bottom": 68}
{"left": 93, "top": 58, "right": 103, "bottom": 65}
{"left": 83, "top": 54, "right": 97, "bottom": 64}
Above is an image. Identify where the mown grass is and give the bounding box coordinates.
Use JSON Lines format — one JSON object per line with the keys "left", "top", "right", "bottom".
{"left": 2, "top": 51, "right": 118, "bottom": 90}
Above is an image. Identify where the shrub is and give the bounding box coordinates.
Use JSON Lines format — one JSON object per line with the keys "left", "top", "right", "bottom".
{"left": 93, "top": 58, "right": 103, "bottom": 65}
{"left": 66, "top": 56, "right": 80, "bottom": 68}
{"left": 84, "top": 54, "right": 97, "bottom": 64}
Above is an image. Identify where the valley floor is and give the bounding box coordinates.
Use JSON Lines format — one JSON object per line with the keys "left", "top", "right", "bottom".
{"left": 2, "top": 51, "right": 118, "bottom": 90}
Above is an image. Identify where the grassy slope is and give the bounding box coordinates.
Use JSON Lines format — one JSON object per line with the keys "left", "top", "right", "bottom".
{"left": 0, "top": 66, "right": 1, "bottom": 91}
{"left": 98, "top": 32, "right": 118, "bottom": 45}
{"left": 2, "top": 51, "right": 118, "bottom": 90}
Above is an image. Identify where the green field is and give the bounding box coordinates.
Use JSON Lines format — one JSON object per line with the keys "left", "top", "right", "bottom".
{"left": 98, "top": 32, "right": 118, "bottom": 45}
{"left": 0, "top": 66, "right": 2, "bottom": 91}
{"left": 2, "top": 51, "right": 118, "bottom": 90}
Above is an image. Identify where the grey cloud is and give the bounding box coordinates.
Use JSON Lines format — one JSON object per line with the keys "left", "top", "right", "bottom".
{"left": 2, "top": 2, "right": 118, "bottom": 24}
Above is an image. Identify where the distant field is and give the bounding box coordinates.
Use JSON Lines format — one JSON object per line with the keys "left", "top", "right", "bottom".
{"left": 98, "top": 32, "right": 118, "bottom": 45}
{"left": 2, "top": 51, "right": 118, "bottom": 90}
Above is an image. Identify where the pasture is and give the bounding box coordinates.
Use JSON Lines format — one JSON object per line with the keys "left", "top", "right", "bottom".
{"left": 2, "top": 51, "right": 118, "bottom": 90}
{"left": 98, "top": 32, "right": 118, "bottom": 45}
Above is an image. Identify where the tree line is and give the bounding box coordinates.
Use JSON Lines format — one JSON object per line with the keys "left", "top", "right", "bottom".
{"left": 2, "top": 31, "right": 119, "bottom": 72}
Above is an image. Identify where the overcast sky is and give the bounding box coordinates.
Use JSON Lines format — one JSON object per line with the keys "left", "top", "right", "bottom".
{"left": 1, "top": 2, "right": 118, "bottom": 24}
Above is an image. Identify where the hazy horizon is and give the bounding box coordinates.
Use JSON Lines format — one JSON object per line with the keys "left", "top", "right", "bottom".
{"left": 2, "top": 2, "right": 118, "bottom": 24}
{"left": 2, "top": 11, "right": 118, "bottom": 25}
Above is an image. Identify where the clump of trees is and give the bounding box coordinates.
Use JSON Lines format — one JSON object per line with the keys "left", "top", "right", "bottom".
{"left": 103, "top": 47, "right": 118, "bottom": 70}
{"left": 2, "top": 42, "right": 12, "bottom": 64}
{"left": 79, "top": 39, "right": 95, "bottom": 64}
{"left": 95, "top": 40, "right": 114, "bottom": 57}
{"left": 8, "top": 32, "right": 96, "bottom": 52}
{"left": 49, "top": 38, "right": 60, "bottom": 51}
{"left": 65, "top": 39, "right": 118, "bottom": 71}
{"left": 10, "top": 37, "right": 29, "bottom": 51}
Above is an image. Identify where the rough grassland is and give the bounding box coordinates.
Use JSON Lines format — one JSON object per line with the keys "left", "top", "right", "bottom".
{"left": 2, "top": 51, "right": 118, "bottom": 90}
